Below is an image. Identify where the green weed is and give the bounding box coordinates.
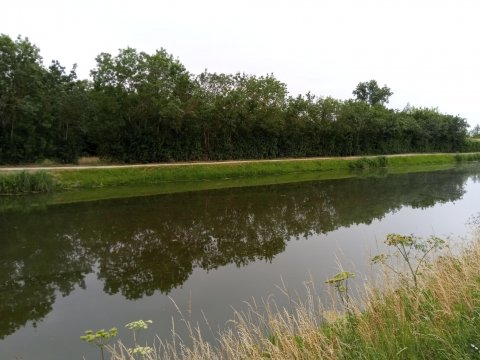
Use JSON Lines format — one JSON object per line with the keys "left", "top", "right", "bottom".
{"left": 0, "top": 171, "right": 55, "bottom": 194}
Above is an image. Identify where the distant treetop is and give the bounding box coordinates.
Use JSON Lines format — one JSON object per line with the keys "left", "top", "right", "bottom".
{"left": 353, "top": 80, "right": 393, "bottom": 106}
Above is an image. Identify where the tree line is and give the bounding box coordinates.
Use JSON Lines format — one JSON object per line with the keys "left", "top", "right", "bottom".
{"left": 0, "top": 34, "right": 471, "bottom": 164}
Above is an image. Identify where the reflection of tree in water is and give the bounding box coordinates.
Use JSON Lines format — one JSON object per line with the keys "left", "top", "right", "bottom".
{"left": 470, "top": 174, "right": 480, "bottom": 184}
{"left": 0, "top": 166, "right": 476, "bottom": 338}
{"left": 92, "top": 192, "right": 290, "bottom": 298}
{"left": 0, "top": 229, "right": 91, "bottom": 339}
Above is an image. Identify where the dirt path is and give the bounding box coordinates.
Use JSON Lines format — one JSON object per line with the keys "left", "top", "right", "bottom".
{"left": 0, "top": 153, "right": 451, "bottom": 172}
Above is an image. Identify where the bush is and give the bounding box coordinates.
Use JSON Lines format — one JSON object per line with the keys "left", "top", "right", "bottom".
{"left": 0, "top": 171, "right": 55, "bottom": 194}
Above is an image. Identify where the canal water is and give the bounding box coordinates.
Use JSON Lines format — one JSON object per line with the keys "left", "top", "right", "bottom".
{"left": 1, "top": 164, "right": 479, "bottom": 359}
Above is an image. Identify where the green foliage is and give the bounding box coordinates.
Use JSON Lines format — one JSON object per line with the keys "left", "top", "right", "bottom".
{"left": 348, "top": 156, "right": 388, "bottom": 170}
{"left": 53, "top": 158, "right": 351, "bottom": 189}
{"left": 455, "top": 153, "right": 480, "bottom": 162}
{"left": 324, "top": 283, "right": 480, "bottom": 360}
{"left": 372, "top": 233, "right": 446, "bottom": 287}
{"left": 0, "top": 34, "right": 88, "bottom": 164}
{"left": 470, "top": 124, "right": 480, "bottom": 138}
{"left": 80, "top": 327, "right": 118, "bottom": 360}
{"left": 463, "top": 139, "right": 480, "bottom": 153}
{"left": 0, "top": 171, "right": 55, "bottom": 194}
{"left": 51, "top": 153, "right": 473, "bottom": 191}
{"left": 125, "top": 319, "right": 152, "bottom": 331}
{"left": 0, "top": 34, "right": 473, "bottom": 165}
{"left": 326, "top": 271, "right": 355, "bottom": 311}
{"left": 352, "top": 79, "right": 393, "bottom": 105}
{"left": 128, "top": 346, "right": 154, "bottom": 357}
{"left": 124, "top": 320, "right": 153, "bottom": 359}
{"left": 325, "top": 271, "right": 356, "bottom": 284}
{"left": 80, "top": 327, "right": 118, "bottom": 344}
{"left": 89, "top": 47, "right": 194, "bottom": 162}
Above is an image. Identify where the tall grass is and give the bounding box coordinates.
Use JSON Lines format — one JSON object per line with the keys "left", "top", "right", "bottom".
{"left": 0, "top": 171, "right": 55, "bottom": 194}
{"left": 107, "top": 232, "right": 480, "bottom": 359}
{"left": 348, "top": 156, "right": 388, "bottom": 170}
{"left": 455, "top": 152, "right": 480, "bottom": 163}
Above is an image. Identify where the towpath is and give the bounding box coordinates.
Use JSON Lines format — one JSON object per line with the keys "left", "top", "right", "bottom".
{"left": 0, "top": 153, "right": 451, "bottom": 172}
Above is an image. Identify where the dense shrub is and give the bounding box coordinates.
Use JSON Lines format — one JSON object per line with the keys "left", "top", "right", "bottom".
{"left": 0, "top": 171, "right": 55, "bottom": 194}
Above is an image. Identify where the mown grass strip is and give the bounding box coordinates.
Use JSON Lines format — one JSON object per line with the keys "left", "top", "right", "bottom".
{"left": 1, "top": 153, "right": 479, "bottom": 194}
{"left": 53, "top": 158, "right": 351, "bottom": 189}
{"left": 53, "top": 153, "right": 480, "bottom": 190}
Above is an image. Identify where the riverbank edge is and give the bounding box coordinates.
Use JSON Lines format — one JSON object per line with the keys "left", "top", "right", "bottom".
{"left": 107, "top": 231, "right": 480, "bottom": 359}
{"left": 1, "top": 152, "right": 480, "bottom": 195}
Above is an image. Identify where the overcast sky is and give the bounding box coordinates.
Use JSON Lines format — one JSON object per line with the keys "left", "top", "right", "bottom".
{"left": 2, "top": 0, "right": 479, "bottom": 127}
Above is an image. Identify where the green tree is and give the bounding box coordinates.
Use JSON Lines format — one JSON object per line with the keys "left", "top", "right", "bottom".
{"left": 352, "top": 80, "right": 393, "bottom": 106}
{"left": 194, "top": 72, "right": 288, "bottom": 159}
{"left": 43, "top": 61, "right": 90, "bottom": 162}
{"left": 470, "top": 124, "right": 480, "bottom": 138}
{"left": 0, "top": 35, "right": 45, "bottom": 163}
{"left": 90, "top": 47, "right": 195, "bottom": 162}
{"left": 0, "top": 34, "right": 87, "bottom": 164}
{"left": 0, "top": 35, "right": 471, "bottom": 163}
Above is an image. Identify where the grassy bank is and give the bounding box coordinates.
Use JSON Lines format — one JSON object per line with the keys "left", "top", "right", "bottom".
{"left": 0, "top": 162, "right": 464, "bottom": 213}
{"left": 0, "top": 171, "right": 55, "bottom": 194}
{"left": 1, "top": 153, "right": 480, "bottom": 195}
{"left": 106, "top": 231, "right": 480, "bottom": 359}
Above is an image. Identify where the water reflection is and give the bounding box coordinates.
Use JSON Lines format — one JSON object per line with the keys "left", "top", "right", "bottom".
{"left": 0, "top": 166, "right": 477, "bottom": 339}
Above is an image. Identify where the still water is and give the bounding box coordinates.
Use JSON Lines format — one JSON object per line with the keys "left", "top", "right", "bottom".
{"left": 1, "top": 165, "right": 479, "bottom": 359}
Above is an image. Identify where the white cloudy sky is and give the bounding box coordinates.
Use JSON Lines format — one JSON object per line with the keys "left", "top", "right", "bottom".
{"left": 2, "top": 0, "right": 480, "bottom": 127}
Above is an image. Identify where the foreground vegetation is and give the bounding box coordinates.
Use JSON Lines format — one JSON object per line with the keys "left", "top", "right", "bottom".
{"left": 0, "top": 171, "right": 55, "bottom": 194}
{"left": 103, "top": 229, "right": 480, "bottom": 360}
{"left": 1, "top": 153, "right": 480, "bottom": 195}
{"left": 0, "top": 34, "right": 475, "bottom": 165}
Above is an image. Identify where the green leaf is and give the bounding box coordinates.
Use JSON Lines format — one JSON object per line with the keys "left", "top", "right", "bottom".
{"left": 325, "top": 271, "right": 355, "bottom": 284}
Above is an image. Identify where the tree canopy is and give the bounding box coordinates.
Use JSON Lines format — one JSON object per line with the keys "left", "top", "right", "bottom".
{"left": 0, "top": 34, "right": 471, "bottom": 164}
{"left": 352, "top": 80, "right": 393, "bottom": 106}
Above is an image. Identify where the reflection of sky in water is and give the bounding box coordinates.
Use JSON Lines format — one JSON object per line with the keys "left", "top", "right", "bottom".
{"left": 1, "top": 165, "right": 479, "bottom": 360}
